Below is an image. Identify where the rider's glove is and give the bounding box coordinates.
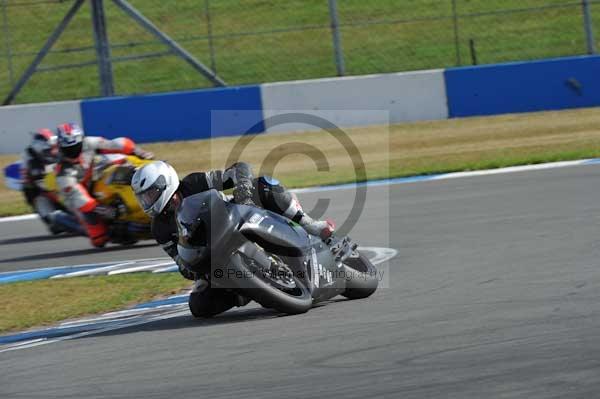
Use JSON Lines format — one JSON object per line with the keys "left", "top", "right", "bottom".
{"left": 95, "top": 202, "right": 127, "bottom": 220}
{"left": 133, "top": 147, "right": 154, "bottom": 160}
{"left": 233, "top": 181, "right": 255, "bottom": 206}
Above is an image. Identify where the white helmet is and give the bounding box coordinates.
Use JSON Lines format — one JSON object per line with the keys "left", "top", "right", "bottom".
{"left": 131, "top": 161, "right": 180, "bottom": 217}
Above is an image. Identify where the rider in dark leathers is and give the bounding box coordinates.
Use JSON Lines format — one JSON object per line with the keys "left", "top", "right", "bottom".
{"left": 132, "top": 160, "right": 334, "bottom": 317}
{"left": 20, "top": 128, "right": 67, "bottom": 234}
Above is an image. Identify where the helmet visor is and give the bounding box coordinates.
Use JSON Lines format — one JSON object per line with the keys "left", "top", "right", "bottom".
{"left": 60, "top": 142, "right": 83, "bottom": 159}
{"left": 135, "top": 175, "right": 167, "bottom": 214}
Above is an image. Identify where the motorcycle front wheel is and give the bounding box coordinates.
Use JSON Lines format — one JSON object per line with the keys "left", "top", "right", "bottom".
{"left": 228, "top": 251, "right": 312, "bottom": 315}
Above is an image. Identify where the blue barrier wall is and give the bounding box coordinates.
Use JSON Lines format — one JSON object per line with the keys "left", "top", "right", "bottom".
{"left": 80, "top": 85, "right": 264, "bottom": 143}
{"left": 445, "top": 55, "right": 600, "bottom": 118}
{"left": 6, "top": 56, "right": 600, "bottom": 154}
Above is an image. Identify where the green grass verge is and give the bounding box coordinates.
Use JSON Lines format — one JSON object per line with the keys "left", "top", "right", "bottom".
{"left": 1, "top": 0, "right": 599, "bottom": 103}
{"left": 0, "top": 273, "right": 191, "bottom": 334}
{"left": 277, "top": 149, "right": 600, "bottom": 189}
{"left": 0, "top": 201, "right": 30, "bottom": 218}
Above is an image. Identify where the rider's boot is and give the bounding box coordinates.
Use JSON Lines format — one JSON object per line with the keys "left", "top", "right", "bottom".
{"left": 34, "top": 196, "right": 66, "bottom": 235}
{"left": 189, "top": 279, "right": 249, "bottom": 318}
{"left": 298, "top": 214, "right": 336, "bottom": 240}
{"left": 255, "top": 176, "right": 336, "bottom": 239}
{"left": 81, "top": 209, "right": 110, "bottom": 247}
{"left": 283, "top": 194, "right": 335, "bottom": 239}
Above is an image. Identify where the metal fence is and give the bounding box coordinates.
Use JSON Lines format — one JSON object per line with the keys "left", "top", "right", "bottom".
{"left": 1, "top": 0, "right": 599, "bottom": 104}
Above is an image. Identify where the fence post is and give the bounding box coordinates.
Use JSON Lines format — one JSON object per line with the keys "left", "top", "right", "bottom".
{"left": 112, "top": 0, "right": 226, "bottom": 86}
{"left": 91, "top": 0, "right": 115, "bottom": 97}
{"left": 2, "top": 0, "right": 86, "bottom": 105}
{"left": 1, "top": 0, "right": 14, "bottom": 86}
{"left": 451, "top": 0, "right": 461, "bottom": 66}
{"left": 582, "top": 0, "right": 596, "bottom": 54}
{"left": 469, "top": 39, "right": 478, "bottom": 65}
{"left": 204, "top": 0, "right": 217, "bottom": 74}
{"left": 327, "top": 0, "right": 346, "bottom": 76}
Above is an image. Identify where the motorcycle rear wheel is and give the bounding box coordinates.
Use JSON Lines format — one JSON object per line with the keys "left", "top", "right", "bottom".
{"left": 341, "top": 250, "right": 379, "bottom": 299}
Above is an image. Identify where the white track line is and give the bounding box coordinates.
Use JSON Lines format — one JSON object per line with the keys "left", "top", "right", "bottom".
{"left": 107, "top": 261, "right": 176, "bottom": 275}
{"left": 0, "top": 214, "right": 38, "bottom": 223}
{"left": 291, "top": 158, "right": 598, "bottom": 193}
{"left": 424, "top": 159, "right": 592, "bottom": 181}
{"left": 50, "top": 262, "right": 136, "bottom": 279}
{"left": 361, "top": 246, "right": 398, "bottom": 265}
{"left": 0, "top": 309, "right": 190, "bottom": 354}
{"left": 0, "top": 257, "right": 171, "bottom": 277}
{"left": 152, "top": 265, "right": 179, "bottom": 273}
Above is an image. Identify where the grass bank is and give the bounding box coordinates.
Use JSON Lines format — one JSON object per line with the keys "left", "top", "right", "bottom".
{"left": 0, "top": 273, "right": 191, "bottom": 334}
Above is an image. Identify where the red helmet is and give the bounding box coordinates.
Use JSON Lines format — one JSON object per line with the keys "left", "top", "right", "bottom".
{"left": 56, "top": 123, "right": 84, "bottom": 159}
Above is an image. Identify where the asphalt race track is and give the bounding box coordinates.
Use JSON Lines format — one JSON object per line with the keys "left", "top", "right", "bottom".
{"left": 2, "top": 164, "right": 600, "bottom": 398}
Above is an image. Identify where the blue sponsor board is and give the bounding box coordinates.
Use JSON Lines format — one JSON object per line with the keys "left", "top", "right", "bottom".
{"left": 445, "top": 55, "right": 600, "bottom": 117}
{"left": 80, "top": 85, "right": 265, "bottom": 143}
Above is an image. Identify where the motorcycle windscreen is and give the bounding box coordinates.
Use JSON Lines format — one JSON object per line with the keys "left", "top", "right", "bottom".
{"left": 176, "top": 190, "right": 233, "bottom": 250}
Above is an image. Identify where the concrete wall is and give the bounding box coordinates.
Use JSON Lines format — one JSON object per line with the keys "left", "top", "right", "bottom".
{"left": 260, "top": 70, "right": 448, "bottom": 133}
{"left": 0, "top": 101, "right": 82, "bottom": 154}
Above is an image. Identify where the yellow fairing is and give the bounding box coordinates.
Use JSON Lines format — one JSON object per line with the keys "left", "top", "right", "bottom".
{"left": 44, "top": 155, "right": 152, "bottom": 225}
{"left": 43, "top": 169, "right": 58, "bottom": 193}
{"left": 94, "top": 156, "right": 152, "bottom": 223}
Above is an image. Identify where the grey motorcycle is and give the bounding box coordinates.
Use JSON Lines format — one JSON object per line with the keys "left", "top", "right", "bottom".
{"left": 176, "top": 189, "right": 378, "bottom": 316}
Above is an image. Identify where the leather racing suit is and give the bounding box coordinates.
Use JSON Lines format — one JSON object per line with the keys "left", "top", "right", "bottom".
{"left": 56, "top": 136, "right": 144, "bottom": 246}
{"left": 20, "top": 141, "right": 65, "bottom": 234}
{"left": 151, "top": 162, "right": 319, "bottom": 317}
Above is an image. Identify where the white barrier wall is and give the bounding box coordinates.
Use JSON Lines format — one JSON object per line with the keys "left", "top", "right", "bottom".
{"left": 1, "top": 69, "right": 449, "bottom": 154}
{"left": 260, "top": 69, "right": 448, "bottom": 133}
{"left": 0, "top": 100, "right": 82, "bottom": 154}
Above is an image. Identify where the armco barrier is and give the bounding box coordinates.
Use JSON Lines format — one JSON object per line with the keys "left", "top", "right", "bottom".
{"left": 0, "top": 100, "right": 82, "bottom": 154}
{"left": 80, "top": 85, "right": 265, "bottom": 143}
{"left": 445, "top": 55, "right": 600, "bottom": 117}
{"left": 260, "top": 69, "right": 448, "bottom": 133}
